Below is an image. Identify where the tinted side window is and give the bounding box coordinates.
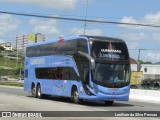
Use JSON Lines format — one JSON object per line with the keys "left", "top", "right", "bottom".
{"left": 35, "top": 67, "right": 79, "bottom": 80}
{"left": 26, "top": 40, "right": 78, "bottom": 57}
{"left": 25, "top": 69, "right": 28, "bottom": 78}
{"left": 62, "top": 67, "right": 70, "bottom": 80}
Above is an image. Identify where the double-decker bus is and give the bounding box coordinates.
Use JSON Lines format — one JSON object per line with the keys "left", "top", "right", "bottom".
{"left": 24, "top": 35, "right": 130, "bottom": 105}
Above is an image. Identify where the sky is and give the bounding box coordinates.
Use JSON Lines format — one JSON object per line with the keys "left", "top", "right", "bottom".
{"left": 0, "top": 0, "right": 160, "bottom": 63}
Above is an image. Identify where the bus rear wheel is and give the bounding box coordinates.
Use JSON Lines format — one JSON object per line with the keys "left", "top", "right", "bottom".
{"left": 31, "top": 84, "right": 37, "bottom": 98}
{"left": 72, "top": 89, "right": 80, "bottom": 104}
{"left": 105, "top": 101, "right": 114, "bottom": 106}
{"left": 37, "top": 84, "right": 43, "bottom": 99}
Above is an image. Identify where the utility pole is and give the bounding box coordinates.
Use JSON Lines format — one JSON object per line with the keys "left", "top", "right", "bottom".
{"left": 84, "top": 0, "right": 89, "bottom": 35}
{"left": 138, "top": 49, "right": 141, "bottom": 62}
{"left": 19, "top": 34, "right": 25, "bottom": 80}
{"left": 137, "top": 49, "right": 147, "bottom": 71}
{"left": 15, "top": 35, "right": 18, "bottom": 68}
{"left": 138, "top": 49, "right": 147, "bottom": 62}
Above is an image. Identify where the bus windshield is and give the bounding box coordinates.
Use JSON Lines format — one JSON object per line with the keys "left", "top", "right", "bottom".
{"left": 92, "top": 62, "right": 130, "bottom": 87}
{"left": 90, "top": 40, "right": 129, "bottom": 60}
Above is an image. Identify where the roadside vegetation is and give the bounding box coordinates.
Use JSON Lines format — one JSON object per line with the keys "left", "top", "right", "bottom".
{"left": 0, "top": 52, "right": 24, "bottom": 87}
{"left": 0, "top": 81, "right": 23, "bottom": 87}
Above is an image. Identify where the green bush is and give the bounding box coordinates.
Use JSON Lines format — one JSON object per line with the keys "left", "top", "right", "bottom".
{"left": 8, "top": 54, "right": 17, "bottom": 57}
{"left": 0, "top": 69, "right": 15, "bottom": 76}
{"left": 0, "top": 55, "right": 3, "bottom": 58}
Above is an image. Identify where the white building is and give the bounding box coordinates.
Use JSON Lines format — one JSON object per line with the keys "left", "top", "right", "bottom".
{"left": 131, "top": 64, "right": 160, "bottom": 79}
{"left": 14, "top": 33, "right": 45, "bottom": 52}
{"left": 0, "top": 42, "right": 14, "bottom": 52}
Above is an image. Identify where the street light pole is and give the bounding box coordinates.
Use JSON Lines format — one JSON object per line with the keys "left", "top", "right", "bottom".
{"left": 137, "top": 49, "right": 147, "bottom": 71}
{"left": 138, "top": 49, "right": 140, "bottom": 62}
{"left": 84, "top": 0, "right": 88, "bottom": 35}
{"left": 138, "top": 49, "right": 147, "bottom": 62}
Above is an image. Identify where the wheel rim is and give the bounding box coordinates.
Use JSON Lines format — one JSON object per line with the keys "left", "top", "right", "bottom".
{"left": 32, "top": 86, "right": 36, "bottom": 96}
{"left": 73, "top": 91, "right": 79, "bottom": 103}
{"left": 37, "top": 86, "right": 41, "bottom": 97}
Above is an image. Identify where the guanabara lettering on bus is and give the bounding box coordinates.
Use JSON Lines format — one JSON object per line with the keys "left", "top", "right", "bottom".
{"left": 24, "top": 35, "right": 131, "bottom": 105}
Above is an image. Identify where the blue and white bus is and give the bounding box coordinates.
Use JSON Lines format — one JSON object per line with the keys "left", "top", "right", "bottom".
{"left": 24, "top": 35, "right": 131, "bottom": 105}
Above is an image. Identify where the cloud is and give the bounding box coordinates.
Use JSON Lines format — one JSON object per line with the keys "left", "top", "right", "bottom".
{"left": 127, "top": 42, "right": 139, "bottom": 50}
{"left": 0, "top": 14, "right": 20, "bottom": 35}
{"left": 119, "top": 32, "right": 147, "bottom": 56}
{"left": 70, "top": 28, "right": 104, "bottom": 36}
{"left": 152, "top": 33, "right": 160, "bottom": 41}
{"left": 145, "top": 12, "right": 160, "bottom": 24}
{"left": 29, "top": 18, "right": 61, "bottom": 36}
{"left": 120, "top": 32, "right": 147, "bottom": 41}
{"left": 3, "top": 0, "right": 78, "bottom": 10}
{"left": 146, "top": 52, "right": 160, "bottom": 63}
{"left": 119, "top": 17, "right": 146, "bottom": 29}
{"left": 119, "top": 11, "right": 160, "bottom": 30}
{"left": 0, "top": 39, "right": 5, "bottom": 44}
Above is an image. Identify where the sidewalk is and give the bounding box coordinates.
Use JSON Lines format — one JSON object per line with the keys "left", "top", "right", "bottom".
{"left": 129, "top": 89, "right": 160, "bottom": 104}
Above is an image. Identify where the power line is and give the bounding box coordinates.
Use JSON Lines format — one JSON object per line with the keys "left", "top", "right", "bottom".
{"left": 129, "top": 49, "right": 160, "bottom": 50}
{"left": 18, "top": 11, "right": 160, "bottom": 22}
{"left": 0, "top": 11, "right": 160, "bottom": 28}
{"left": 67, "top": 25, "right": 85, "bottom": 37}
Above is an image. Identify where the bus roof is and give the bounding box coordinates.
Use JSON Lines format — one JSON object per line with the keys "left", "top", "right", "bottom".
{"left": 27, "top": 35, "right": 125, "bottom": 47}
{"left": 81, "top": 35, "right": 124, "bottom": 42}
{"left": 26, "top": 35, "right": 85, "bottom": 47}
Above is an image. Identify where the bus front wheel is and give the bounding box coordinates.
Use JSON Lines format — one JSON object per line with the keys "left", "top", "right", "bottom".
{"left": 105, "top": 101, "right": 114, "bottom": 106}
{"left": 72, "top": 89, "right": 80, "bottom": 104}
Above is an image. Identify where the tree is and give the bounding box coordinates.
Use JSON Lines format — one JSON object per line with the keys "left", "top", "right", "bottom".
{"left": 140, "top": 60, "right": 152, "bottom": 64}
{"left": 0, "top": 46, "right": 5, "bottom": 52}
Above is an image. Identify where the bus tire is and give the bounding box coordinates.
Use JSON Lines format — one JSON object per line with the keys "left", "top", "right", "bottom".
{"left": 31, "top": 84, "right": 37, "bottom": 98}
{"left": 105, "top": 101, "right": 114, "bottom": 106}
{"left": 37, "top": 84, "right": 43, "bottom": 99}
{"left": 72, "top": 88, "right": 80, "bottom": 104}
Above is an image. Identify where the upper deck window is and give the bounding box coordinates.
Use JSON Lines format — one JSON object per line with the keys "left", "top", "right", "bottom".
{"left": 26, "top": 38, "right": 88, "bottom": 57}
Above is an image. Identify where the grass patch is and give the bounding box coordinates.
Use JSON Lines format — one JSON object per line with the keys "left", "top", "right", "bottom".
{"left": 0, "top": 81, "right": 23, "bottom": 87}
{"left": 0, "top": 66, "right": 3, "bottom": 69}
{"left": 0, "top": 56, "right": 24, "bottom": 79}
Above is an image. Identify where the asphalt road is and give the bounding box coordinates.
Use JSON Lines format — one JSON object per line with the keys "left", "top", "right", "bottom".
{"left": 0, "top": 85, "right": 159, "bottom": 120}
